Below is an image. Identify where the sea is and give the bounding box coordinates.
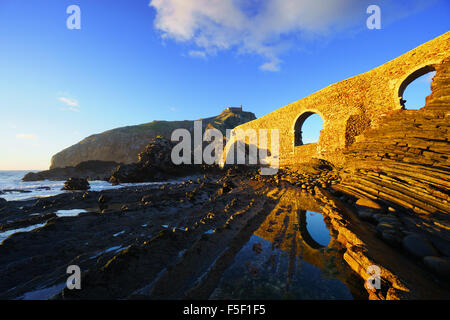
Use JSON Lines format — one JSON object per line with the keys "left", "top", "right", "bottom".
{"left": 0, "top": 170, "right": 172, "bottom": 202}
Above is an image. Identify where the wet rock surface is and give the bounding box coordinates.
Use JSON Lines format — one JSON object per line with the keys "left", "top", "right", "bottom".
{"left": 63, "top": 178, "right": 91, "bottom": 191}
{"left": 423, "top": 256, "right": 450, "bottom": 279}
{"left": 0, "top": 164, "right": 448, "bottom": 300}
{"left": 402, "top": 234, "right": 439, "bottom": 258}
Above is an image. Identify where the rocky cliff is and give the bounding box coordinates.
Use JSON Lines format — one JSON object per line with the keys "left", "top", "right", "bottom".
{"left": 50, "top": 108, "right": 256, "bottom": 169}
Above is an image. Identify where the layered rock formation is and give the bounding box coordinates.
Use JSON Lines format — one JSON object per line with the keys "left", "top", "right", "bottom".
{"left": 338, "top": 56, "right": 449, "bottom": 219}
{"left": 50, "top": 108, "right": 256, "bottom": 169}
{"left": 324, "top": 57, "right": 450, "bottom": 298}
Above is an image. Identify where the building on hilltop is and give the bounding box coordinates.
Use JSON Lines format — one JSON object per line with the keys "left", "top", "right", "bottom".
{"left": 226, "top": 105, "right": 243, "bottom": 112}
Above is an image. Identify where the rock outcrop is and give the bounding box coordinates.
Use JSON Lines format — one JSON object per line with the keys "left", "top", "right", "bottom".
{"left": 109, "top": 136, "right": 176, "bottom": 183}
{"left": 109, "top": 136, "right": 222, "bottom": 183}
{"left": 22, "top": 160, "right": 119, "bottom": 182}
{"left": 63, "top": 178, "right": 90, "bottom": 191}
{"left": 50, "top": 108, "right": 256, "bottom": 169}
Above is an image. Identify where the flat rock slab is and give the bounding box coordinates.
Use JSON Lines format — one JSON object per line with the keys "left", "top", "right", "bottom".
{"left": 403, "top": 234, "right": 439, "bottom": 258}
{"left": 356, "top": 198, "right": 382, "bottom": 210}
{"left": 423, "top": 256, "right": 450, "bottom": 278}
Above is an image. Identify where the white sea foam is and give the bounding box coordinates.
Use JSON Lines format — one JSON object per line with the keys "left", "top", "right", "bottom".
{"left": 0, "top": 171, "right": 196, "bottom": 202}
{"left": 55, "top": 209, "right": 88, "bottom": 217}
{"left": 0, "top": 223, "right": 47, "bottom": 244}
{"left": 55, "top": 209, "right": 87, "bottom": 217}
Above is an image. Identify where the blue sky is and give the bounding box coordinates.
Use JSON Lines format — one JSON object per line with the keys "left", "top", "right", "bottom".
{"left": 0, "top": 0, "right": 448, "bottom": 170}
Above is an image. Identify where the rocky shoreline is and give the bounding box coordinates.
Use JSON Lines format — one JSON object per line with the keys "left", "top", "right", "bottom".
{"left": 0, "top": 163, "right": 448, "bottom": 300}
{"left": 22, "top": 160, "right": 120, "bottom": 182}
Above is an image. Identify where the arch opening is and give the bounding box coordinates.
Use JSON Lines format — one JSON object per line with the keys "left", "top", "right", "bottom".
{"left": 297, "top": 210, "right": 331, "bottom": 249}
{"left": 399, "top": 66, "right": 436, "bottom": 110}
{"left": 294, "top": 112, "right": 324, "bottom": 147}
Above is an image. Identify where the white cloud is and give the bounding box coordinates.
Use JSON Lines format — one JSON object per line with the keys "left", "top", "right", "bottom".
{"left": 149, "top": 0, "right": 433, "bottom": 71}
{"left": 58, "top": 97, "right": 78, "bottom": 107}
{"left": 260, "top": 59, "right": 281, "bottom": 72}
{"left": 169, "top": 107, "right": 177, "bottom": 112}
{"left": 58, "top": 97, "right": 80, "bottom": 111}
{"left": 16, "top": 133, "right": 37, "bottom": 140}
{"left": 188, "top": 50, "right": 207, "bottom": 59}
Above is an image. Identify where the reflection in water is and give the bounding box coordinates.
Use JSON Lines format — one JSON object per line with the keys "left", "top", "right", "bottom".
{"left": 305, "top": 211, "right": 331, "bottom": 247}
{"left": 210, "top": 235, "right": 352, "bottom": 299}
{"left": 210, "top": 194, "right": 365, "bottom": 300}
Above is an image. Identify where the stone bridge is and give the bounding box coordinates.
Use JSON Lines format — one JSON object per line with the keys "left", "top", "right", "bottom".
{"left": 225, "top": 31, "right": 450, "bottom": 167}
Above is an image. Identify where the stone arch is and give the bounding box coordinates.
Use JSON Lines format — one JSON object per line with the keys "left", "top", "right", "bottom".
{"left": 297, "top": 210, "right": 325, "bottom": 249}
{"left": 398, "top": 65, "right": 437, "bottom": 109}
{"left": 292, "top": 111, "right": 325, "bottom": 147}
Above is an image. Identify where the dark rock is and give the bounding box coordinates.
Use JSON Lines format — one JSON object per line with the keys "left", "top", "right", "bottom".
{"left": 108, "top": 136, "right": 215, "bottom": 184}
{"left": 429, "top": 235, "right": 450, "bottom": 257}
{"left": 0, "top": 213, "right": 56, "bottom": 232}
{"left": 137, "top": 136, "right": 174, "bottom": 169}
{"left": 98, "top": 195, "right": 109, "bottom": 204}
{"left": 98, "top": 195, "right": 109, "bottom": 211}
{"left": 423, "top": 256, "right": 450, "bottom": 279}
{"left": 33, "top": 198, "right": 53, "bottom": 209}
{"left": 63, "top": 178, "right": 90, "bottom": 191}
{"left": 2, "top": 189, "right": 32, "bottom": 194}
{"left": 372, "top": 213, "right": 384, "bottom": 222}
{"left": 402, "top": 234, "right": 439, "bottom": 258}
{"left": 109, "top": 163, "right": 157, "bottom": 184}
{"left": 357, "top": 208, "right": 375, "bottom": 221}
{"left": 108, "top": 136, "right": 177, "bottom": 183}
{"left": 378, "top": 216, "right": 401, "bottom": 227}
{"left": 0, "top": 198, "right": 6, "bottom": 208}
{"left": 376, "top": 222, "right": 396, "bottom": 233}
{"left": 381, "top": 230, "right": 402, "bottom": 247}
{"left": 23, "top": 160, "right": 119, "bottom": 182}
{"left": 141, "top": 195, "right": 152, "bottom": 204}
{"left": 219, "top": 183, "right": 233, "bottom": 195}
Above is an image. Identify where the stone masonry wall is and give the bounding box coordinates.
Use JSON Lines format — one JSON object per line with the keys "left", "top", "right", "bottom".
{"left": 225, "top": 32, "right": 450, "bottom": 167}
{"left": 340, "top": 56, "right": 450, "bottom": 216}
